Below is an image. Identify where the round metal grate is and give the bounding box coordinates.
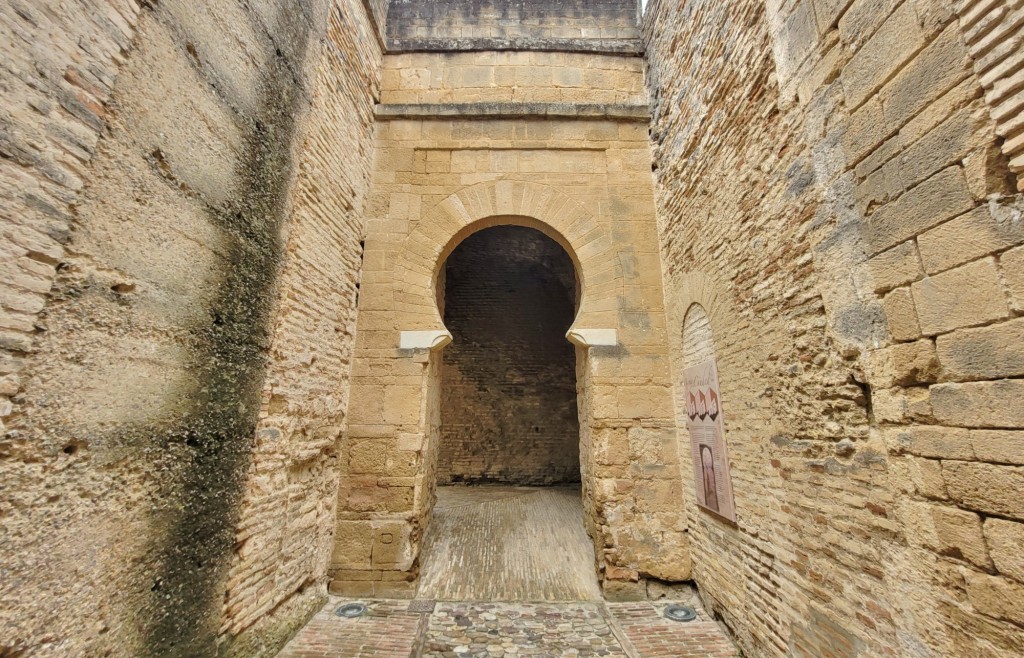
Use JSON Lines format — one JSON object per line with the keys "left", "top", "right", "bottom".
{"left": 664, "top": 604, "right": 698, "bottom": 622}
{"left": 335, "top": 602, "right": 368, "bottom": 618}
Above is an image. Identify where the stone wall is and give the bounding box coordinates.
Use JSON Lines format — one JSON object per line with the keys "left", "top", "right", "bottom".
{"left": 1, "top": 6, "right": 143, "bottom": 656}
{"left": 6, "top": 1, "right": 1022, "bottom": 655}
{"left": 381, "top": 51, "right": 647, "bottom": 105}
{"left": 645, "top": 0, "right": 1024, "bottom": 656}
{"left": 438, "top": 226, "right": 580, "bottom": 486}
{"left": 329, "top": 39, "right": 689, "bottom": 598}
{"left": 366, "top": 0, "right": 390, "bottom": 43}
{"left": 645, "top": 2, "right": 881, "bottom": 652}
{"left": 386, "top": 0, "right": 641, "bottom": 50}
{"left": 955, "top": 0, "right": 1024, "bottom": 190}
{"left": 0, "top": 0, "right": 143, "bottom": 474}
{"left": 0, "top": 0, "right": 380, "bottom": 656}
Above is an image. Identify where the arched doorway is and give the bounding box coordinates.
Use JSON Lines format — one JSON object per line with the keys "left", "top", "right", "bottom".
{"left": 438, "top": 225, "right": 580, "bottom": 485}
{"left": 416, "top": 224, "right": 600, "bottom": 601}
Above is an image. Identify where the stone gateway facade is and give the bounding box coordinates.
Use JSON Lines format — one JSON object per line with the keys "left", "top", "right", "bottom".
{"left": 0, "top": 0, "right": 1022, "bottom": 657}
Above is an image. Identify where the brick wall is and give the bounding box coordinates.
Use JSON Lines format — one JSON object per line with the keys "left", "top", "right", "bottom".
{"left": 0, "top": 1, "right": 379, "bottom": 656}
{"left": 0, "top": 5, "right": 145, "bottom": 656}
{"left": 6, "top": 1, "right": 1020, "bottom": 655}
{"left": 0, "top": 0, "right": 143, "bottom": 459}
{"left": 955, "top": 0, "right": 1024, "bottom": 190}
{"left": 645, "top": 0, "right": 1024, "bottom": 655}
{"left": 645, "top": 2, "right": 885, "bottom": 653}
{"left": 438, "top": 226, "right": 581, "bottom": 485}
{"left": 681, "top": 305, "right": 715, "bottom": 368}
{"left": 218, "top": 0, "right": 382, "bottom": 654}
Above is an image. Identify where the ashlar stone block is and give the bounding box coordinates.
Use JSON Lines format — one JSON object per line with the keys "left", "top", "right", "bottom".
{"left": 918, "top": 205, "right": 1024, "bottom": 275}
{"left": 942, "top": 461, "right": 1024, "bottom": 520}
{"left": 878, "top": 23, "right": 971, "bottom": 130}
{"left": 332, "top": 521, "right": 376, "bottom": 569}
{"left": 885, "top": 425, "right": 972, "bottom": 460}
{"left": 970, "top": 430, "right": 1024, "bottom": 466}
{"left": 868, "top": 241, "right": 922, "bottom": 294}
{"left": 881, "top": 287, "right": 921, "bottom": 341}
{"left": 931, "top": 379, "right": 1024, "bottom": 428}
{"left": 841, "top": 1, "right": 925, "bottom": 110}
{"left": 350, "top": 439, "right": 389, "bottom": 474}
{"left": 868, "top": 167, "right": 974, "bottom": 255}
{"left": 911, "top": 257, "right": 1008, "bottom": 336}
{"left": 983, "top": 518, "right": 1024, "bottom": 583}
{"left": 936, "top": 317, "right": 1024, "bottom": 381}
{"left": 901, "top": 501, "right": 991, "bottom": 569}
{"left": 868, "top": 339, "right": 939, "bottom": 388}
{"left": 965, "top": 571, "right": 1024, "bottom": 625}
{"left": 1001, "top": 245, "right": 1024, "bottom": 312}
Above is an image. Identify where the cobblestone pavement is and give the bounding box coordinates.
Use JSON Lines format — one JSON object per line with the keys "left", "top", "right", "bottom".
{"left": 423, "top": 602, "right": 624, "bottom": 657}
{"left": 277, "top": 598, "right": 739, "bottom": 658}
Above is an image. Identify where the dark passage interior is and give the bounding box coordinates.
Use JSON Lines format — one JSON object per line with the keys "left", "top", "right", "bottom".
{"left": 438, "top": 225, "right": 580, "bottom": 485}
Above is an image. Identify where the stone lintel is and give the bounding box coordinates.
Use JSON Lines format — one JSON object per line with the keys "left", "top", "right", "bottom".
{"left": 386, "top": 37, "right": 644, "bottom": 55}
{"left": 376, "top": 102, "right": 650, "bottom": 122}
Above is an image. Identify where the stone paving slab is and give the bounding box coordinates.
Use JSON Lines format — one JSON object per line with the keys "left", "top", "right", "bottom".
{"left": 276, "top": 598, "right": 739, "bottom": 658}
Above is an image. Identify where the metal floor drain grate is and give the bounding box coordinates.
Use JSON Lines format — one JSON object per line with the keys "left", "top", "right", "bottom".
{"left": 664, "top": 605, "right": 698, "bottom": 622}
{"left": 408, "top": 599, "right": 436, "bottom": 613}
{"left": 335, "top": 602, "right": 368, "bottom": 618}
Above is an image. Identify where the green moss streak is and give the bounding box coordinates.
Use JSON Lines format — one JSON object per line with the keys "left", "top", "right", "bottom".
{"left": 139, "top": 8, "right": 316, "bottom": 656}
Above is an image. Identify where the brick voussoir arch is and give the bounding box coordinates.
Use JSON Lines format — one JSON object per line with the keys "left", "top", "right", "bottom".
{"left": 397, "top": 180, "right": 616, "bottom": 341}
{"left": 668, "top": 271, "right": 742, "bottom": 346}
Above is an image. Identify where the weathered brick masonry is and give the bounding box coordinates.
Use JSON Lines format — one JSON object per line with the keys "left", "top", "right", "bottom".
{"left": 328, "top": 0, "right": 689, "bottom": 600}
{"left": 1, "top": 0, "right": 382, "bottom": 656}
{"left": 645, "top": 0, "right": 1024, "bottom": 655}
{"left": 217, "top": 0, "right": 383, "bottom": 653}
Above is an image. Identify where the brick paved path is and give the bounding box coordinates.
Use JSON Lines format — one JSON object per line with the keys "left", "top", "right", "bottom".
{"left": 417, "top": 487, "right": 602, "bottom": 602}
{"left": 607, "top": 602, "right": 740, "bottom": 658}
{"left": 277, "top": 598, "right": 739, "bottom": 658}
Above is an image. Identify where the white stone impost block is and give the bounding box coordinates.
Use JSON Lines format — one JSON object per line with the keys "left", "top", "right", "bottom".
{"left": 565, "top": 328, "right": 617, "bottom": 348}
{"left": 399, "top": 329, "right": 453, "bottom": 351}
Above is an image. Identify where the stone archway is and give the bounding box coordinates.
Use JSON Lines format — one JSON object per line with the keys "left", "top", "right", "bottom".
{"left": 329, "top": 178, "right": 681, "bottom": 601}
{"left": 415, "top": 224, "right": 602, "bottom": 600}
{"left": 395, "top": 180, "right": 620, "bottom": 344}
{"left": 435, "top": 224, "right": 581, "bottom": 486}
{"left": 402, "top": 191, "right": 615, "bottom": 599}
{"left": 395, "top": 181, "right": 622, "bottom": 549}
